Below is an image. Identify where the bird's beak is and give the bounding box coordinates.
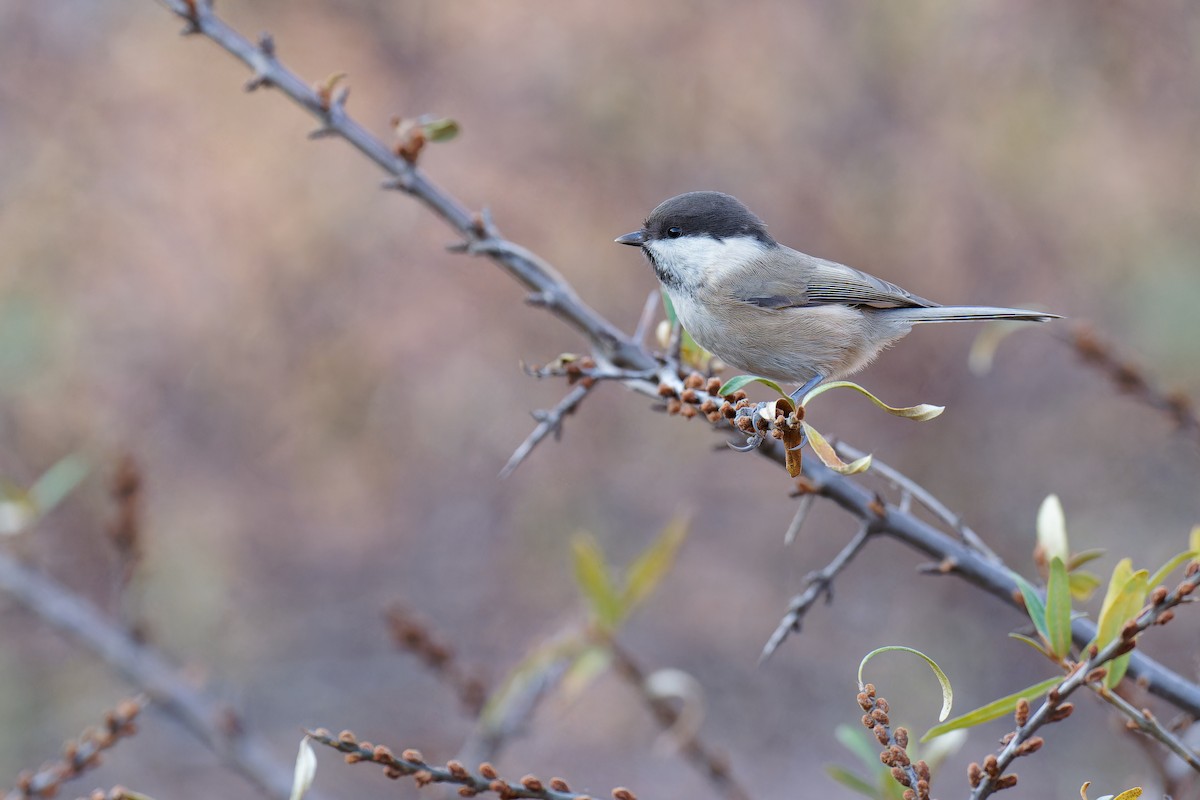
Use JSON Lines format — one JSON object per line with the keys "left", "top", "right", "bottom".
{"left": 615, "top": 230, "right": 647, "bottom": 246}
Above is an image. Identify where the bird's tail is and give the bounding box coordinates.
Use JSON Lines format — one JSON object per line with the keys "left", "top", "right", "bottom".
{"left": 885, "top": 305, "right": 1061, "bottom": 324}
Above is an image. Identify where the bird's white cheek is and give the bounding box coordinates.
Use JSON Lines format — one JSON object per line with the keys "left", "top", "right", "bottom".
{"left": 645, "top": 236, "right": 770, "bottom": 284}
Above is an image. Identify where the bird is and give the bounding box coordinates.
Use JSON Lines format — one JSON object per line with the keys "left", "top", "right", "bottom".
{"left": 616, "top": 191, "right": 1059, "bottom": 400}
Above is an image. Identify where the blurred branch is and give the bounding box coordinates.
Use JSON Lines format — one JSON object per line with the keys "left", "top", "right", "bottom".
{"left": 0, "top": 551, "right": 315, "bottom": 800}
{"left": 6, "top": 697, "right": 144, "bottom": 800}
{"left": 149, "top": 0, "right": 1200, "bottom": 736}
{"left": 1068, "top": 322, "right": 1200, "bottom": 445}
{"left": 500, "top": 382, "right": 596, "bottom": 479}
{"left": 606, "top": 639, "right": 752, "bottom": 800}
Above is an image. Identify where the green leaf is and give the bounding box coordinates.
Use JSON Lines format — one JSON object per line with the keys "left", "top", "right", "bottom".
{"left": 572, "top": 534, "right": 623, "bottom": 629}
{"left": 1036, "top": 494, "right": 1068, "bottom": 563}
{"left": 1012, "top": 573, "right": 1050, "bottom": 646}
{"left": 1093, "top": 563, "right": 1145, "bottom": 650}
{"left": 858, "top": 645, "right": 953, "bottom": 722}
{"left": 1147, "top": 549, "right": 1200, "bottom": 591}
{"left": 661, "top": 290, "right": 678, "bottom": 325}
{"left": 1046, "top": 557, "right": 1072, "bottom": 659}
{"left": 824, "top": 766, "right": 879, "bottom": 798}
{"left": 804, "top": 422, "right": 872, "bottom": 475}
{"left": 420, "top": 117, "right": 460, "bottom": 142}
{"left": 28, "top": 455, "right": 89, "bottom": 515}
{"left": 1190, "top": 525, "right": 1200, "bottom": 558}
{"left": 1068, "top": 571, "right": 1102, "bottom": 601}
{"left": 1067, "top": 549, "right": 1106, "bottom": 571}
{"left": 835, "top": 725, "right": 882, "bottom": 772}
{"left": 922, "top": 675, "right": 1062, "bottom": 741}
{"left": 1007, "top": 632, "right": 1051, "bottom": 659}
{"left": 717, "top": 374, "right": 788, "bottom": 398}
{"left": 1096, "top": 558, "right": 1133, "bottom": 629}
{"left": 621, "top": 514, "right": 689, "bottom": 612}
{"left": 801, "top": 380, "right": 944, "bottom": 421}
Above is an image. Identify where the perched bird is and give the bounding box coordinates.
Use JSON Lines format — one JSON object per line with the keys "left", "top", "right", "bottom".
{"left": 616, "top": 191, "right": 1058, "bottom": 398}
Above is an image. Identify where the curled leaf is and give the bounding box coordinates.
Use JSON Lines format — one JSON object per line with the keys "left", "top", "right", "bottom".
{"left": 801, "top": 380, "right": 943, "bottom": 421}
{"left": 803, "top": 423, "right": 871, "bottom": 475}
{"left": 644, "top": 668, "right": 705, "bottom": 755}
{"left": 858, "top": 645, "right": 953, "bottom": 722}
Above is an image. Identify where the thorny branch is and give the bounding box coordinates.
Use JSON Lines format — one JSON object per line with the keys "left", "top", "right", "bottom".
{"left": 760, "top": 521, "right": 876, "bottom": 661}
{"left": 969, "top": 565, "right": 1200, "bottom": 798}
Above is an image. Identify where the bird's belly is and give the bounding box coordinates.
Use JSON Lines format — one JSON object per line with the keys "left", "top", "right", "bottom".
{"left": 668, "top": 293, "right": 899, "bottom": 385}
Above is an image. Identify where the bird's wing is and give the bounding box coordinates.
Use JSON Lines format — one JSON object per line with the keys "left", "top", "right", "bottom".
{"left": 734, "top": 248, "right": 937, "bottom": 310}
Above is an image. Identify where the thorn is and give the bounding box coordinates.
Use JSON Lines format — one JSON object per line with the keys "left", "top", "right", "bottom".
{"left": 244, "top": 73, "right": 270, "bottom": 92}
{"left": 525, "top": 291, "right": 554, "bottom": 307}
{"left": 257, "top": 32, "right": 276, "bottom": 57}
{"left": 382, "top": 174, "right": 416, "bottom": 193}
{"left": 307, "top": 126, "right": 337, "bottom": 140}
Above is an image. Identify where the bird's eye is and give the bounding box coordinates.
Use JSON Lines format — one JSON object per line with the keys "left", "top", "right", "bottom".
{"left": 667, "top": 226, "right": 683, "bottom": 238}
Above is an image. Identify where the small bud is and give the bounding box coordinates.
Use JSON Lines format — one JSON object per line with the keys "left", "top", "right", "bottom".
{"left": 874, "top": 725, "right": 889, "bottom": 745}
{"left": 680, "top": 389, "right": 699, "bottom": 403}
{"left": 915, "top": 761, "right": 930, "bottom": 782}
{"left": 338, "top": 730, "right": 357, "bottom": 745}
{"left": 876, "top": 698, "right": 890, "bottom": 713}
{"left": 414, "top": 770, "right": 435, "bottom": 787}
{"left": 1157, "top": 609, "right": 1175, "bottom": 625}
{"left": 1150, "top": 585, "right": 1169, "bottom": 605}
{"left": 521, "top": 775, "right": 543, "bottom": 792}
{"left": 374, "top": 745, "right": 394, "bottom": 760}
{"left": 891, "top": 766, "right": 909, "bottom": 786}
{"left": 459, "top": 788, "right": 478, "bottom": 797}
{"left": 1015, "top": 698, "right": 1030, "bottom": 726}
{"left": 680, "top": 404, "right": 697, "bottom": 419}
{"left": 984, "top": 755, "right": 1000, "bottom": 777}
{"left": 1016, "top": 737, "right": 1043, "bottom": 756}
{"left": 861, "top": 713, "right": 875, "bottom": 728}
{"left": 311, "top": 728, "right": 331, "bottom": 740}
{"left": 893, "top": 727, "right": 908, "bottom": 748}
{"left": 994, "top": 774, "right": 1018, "bottom": 790}
{"left": 479, "top": 763, "right": 498, "bottom": 780}
{"left": 384, "top": 766, "right": 404, "bottom": 779}
{"left": 871, "top": 708, "right": 890, "bottom": 726}
{"left": 612, "top": 788, "right": 637, "bottom": 800}
{"left": 657, "top": 383, "right": 676, "bottom": 397}
{"left": 447, "top": 761, "right": 469, "bottom": 778}
{"left": 1085, "top": 667, "right": 1108, "bottom": 683}
{"left": 550, "top": 778, "right": 571, "bottom": 792}
{"left": 706, "top": 377, "right": 722, "bottom": 394}
{"left": 968, "top": 762, "right": 983, "bottom": 787}
{"left": 666, "top": 398, "right": 683, "bottom": 415}
{"left": 857, "top": 692, "right": 872, "bottom": 711}
{"left": 684, "top": 373, "right": 704, "bottom": 389}
{"left": 1048, "top": 702, "right": 1074, "bottom": 722}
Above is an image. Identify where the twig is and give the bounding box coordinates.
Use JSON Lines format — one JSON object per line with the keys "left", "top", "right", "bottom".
{"left": 606, "top": 639, "right": 753, "bottom": 800}
{"left": 760, "top": 521, "right": 875, "bottom": 662}
{"left": 0, "top": 551, "right": 313, "bottom": 800}
{"left": 782, "top": 493, "right": 816, "bottom": 546}
{"left": 386, "top": 605, "right": 488, "bottom": 716}
{"left": 500, "top": 383, "right": 596, "bottom": 478}
{"left": 832, "top": 441, "right": 999, "bottom": 561}
{"left": 633, "top": 290, "right": 661, "bottom": 345}
{"left": 308, "top": 728, "right": 631, "bottom": 800}
{"left": 1097, "top": 684, "right": 1200, "bottom": 773}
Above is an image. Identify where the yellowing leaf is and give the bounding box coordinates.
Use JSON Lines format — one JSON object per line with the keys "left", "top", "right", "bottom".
{"left": 1068, "top": 571, "right": 1102, "bottom": 601}
{"left": 801, "top": 380, "right": 944, "bottom": 421}
{"left": 622, "top": 515, "right": 689, "bottom": 612}
{"left": 922, "top": 676, "right": 1062, "bottom": 741}
{"left": 572, "top": 533, "right": 622, "bottom": 629}
{"left": 804, "top": 423, "right": 872, "bottom": 475}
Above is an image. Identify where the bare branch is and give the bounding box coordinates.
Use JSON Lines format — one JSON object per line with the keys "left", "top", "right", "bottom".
{"left": 760, "top": 521, "right": 875, "bottom": 662}
{"left": 500, "top": 383, "right": 596, "bottom": 478}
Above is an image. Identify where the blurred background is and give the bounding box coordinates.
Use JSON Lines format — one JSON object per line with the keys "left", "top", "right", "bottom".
{"left": 2, "top": 1, "right": 1199, "bottom": 798}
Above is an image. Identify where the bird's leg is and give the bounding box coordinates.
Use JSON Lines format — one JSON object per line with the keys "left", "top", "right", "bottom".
{"left": 788, "top": 374, "right": 825, "bottom": 405}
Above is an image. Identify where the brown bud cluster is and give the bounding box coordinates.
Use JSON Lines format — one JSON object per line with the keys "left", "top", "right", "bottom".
{"left": 1014, "top": 698, "right": 1030, "bottom": 727}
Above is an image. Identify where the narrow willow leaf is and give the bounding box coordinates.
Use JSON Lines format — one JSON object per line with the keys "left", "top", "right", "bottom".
{"left": 560, "top": 645, "right": 613, "bottom": 700}
{"left": 801, "top": 380, "right": 944, "bottom": 421}
{"left": 1046, "top": 557, "right": 1072, "bottom": 659}
{"left": 572, "top": 534, "right": 622, "bottom": 629}
{"left": 1008, "top": 632, "right": 1051, "bottom": 659}
{"left": 1190, "top": 526, "right": 1200, "bottom": 558}
{"left": 1068, "top": 571, "right": 1102, "bottom": 601}
{"left": 835, "top": 725, "right": 882, "bottom": 772}
{"left": 824, "top": 766, "right": 880, "bottom": 798}
{"left": 717, "top": 374, "right": 787, "bottom": 398}
{"left": 1147, "top": 549, "right": 1200, "bottom": 591}
{"left": 622, "top": 515, "right": 689, "bottom": 612}
{"left": 922, "top": 675, "right": 1062, "bottom": 741}
{"left": 1012, "top": 573, "right": 1050, "bottom": 646}
{"left": 804, "top": 423, "right": 872, "bottom": 475}
{"left": 858, "top": 646, "right": 953, "bottom": 722}
{"left": 1036, "top": 495, "right": 1068, "bottom": 563}
{"left": 1092, "top": 564, "right": 1145, "bottom": 650}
